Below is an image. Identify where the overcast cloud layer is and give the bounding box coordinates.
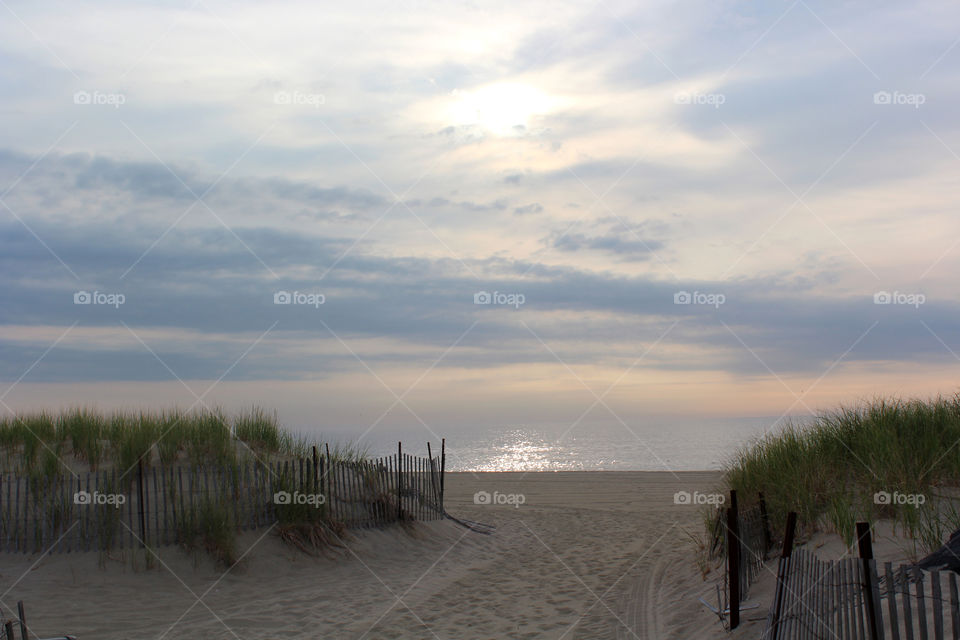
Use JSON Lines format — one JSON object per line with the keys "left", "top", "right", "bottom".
{"left": 2, "top": 0, "right": 959, "bottom": 430}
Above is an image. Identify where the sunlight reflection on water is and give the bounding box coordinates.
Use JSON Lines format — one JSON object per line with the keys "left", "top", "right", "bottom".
{"left": 320, "top": 417, "right": 798, "bottom": 472}
{"left": 444, "top": 417, "right": 795, "bottom": 472}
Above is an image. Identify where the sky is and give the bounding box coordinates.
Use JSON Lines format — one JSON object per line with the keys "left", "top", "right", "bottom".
{"left": 1, "top": 0, "right": 959, "bottom": 441}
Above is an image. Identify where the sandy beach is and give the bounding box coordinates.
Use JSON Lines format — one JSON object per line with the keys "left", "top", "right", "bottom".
{"left": 0, "top": 470, "right": 740, "bottom": 639}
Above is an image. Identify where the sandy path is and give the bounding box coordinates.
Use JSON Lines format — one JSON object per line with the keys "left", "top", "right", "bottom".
{"left": 0, "top": 471, "right": 730, "bottom": 639}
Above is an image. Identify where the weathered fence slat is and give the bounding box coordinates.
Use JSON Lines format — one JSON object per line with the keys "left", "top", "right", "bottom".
{"left": 949, "top": 572, "right": 959, "bottom": 640}
{"left": 932, "top": 570, "right": 944, "bottom": 640}
{"left": 727, "top": 489, "right": 740, "bottom": 630}
{"left": 917, "top": 566, "right": 930, "bottom": 640}
{"left": 887, "top": 563, "right": 902, "bottom": 640}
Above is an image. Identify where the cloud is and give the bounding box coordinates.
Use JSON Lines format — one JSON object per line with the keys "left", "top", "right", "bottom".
{"left": 548, "top": 223, "right": 665, "bottom": 261}
{"left": 2, "top": 1, "right": 960, "bottom": 415}
{"left": 513, "top": 203, "right": 543, "bottom": 215}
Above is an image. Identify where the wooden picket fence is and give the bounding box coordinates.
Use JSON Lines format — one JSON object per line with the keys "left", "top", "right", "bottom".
{"left": 0, "top": 441, "right": 446, "bottom": 554}
{"left": 708, "top": 490, "right": 773, "bottom": 629}
{"left": 763, "top": 515, "right": 960, "bottom": 640}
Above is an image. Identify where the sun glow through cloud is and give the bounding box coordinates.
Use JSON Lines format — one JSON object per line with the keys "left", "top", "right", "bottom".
{"left": 447, "top": 83, "right": 553, "bottom": 135}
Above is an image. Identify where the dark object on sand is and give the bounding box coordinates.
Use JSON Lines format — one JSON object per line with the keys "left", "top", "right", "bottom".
{"left": 2, "top": 600, "right": 77, "bottom": 640}
{"left": 917, "top": 528, "right": 960, "bottom": 572}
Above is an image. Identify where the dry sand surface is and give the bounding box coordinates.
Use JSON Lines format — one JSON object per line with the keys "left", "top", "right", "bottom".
{"left": 0, "top": 471, "right": 746, "bottom": 639}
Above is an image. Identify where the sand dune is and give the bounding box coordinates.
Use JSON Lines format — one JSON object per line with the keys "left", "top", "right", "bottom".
{"left": 0, "top": 471, "right": 730, "bottom": 639}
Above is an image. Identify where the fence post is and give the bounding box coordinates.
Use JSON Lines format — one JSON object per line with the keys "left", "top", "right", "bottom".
{"left": 440, "top": 438, "right": 446, "bottom": 509}
{"left": 137, "top": 459, "right": 146, "bottom": 548}
{"left": 758, "top": 492, "right": 772, "bottom": 556}
{"left": 397, "top": 442, "right": 403, "bottom": 520}
{"left": 856, "top": 521, "right": 883, "bottom": 640}
{"left": 324, "top": 443, "right": 332, "bottom": 505}
{"left": 727, "top": 489, "right": 740, "bottom": 629}
{"left": 426, "top": 442, "right": 435, "bottom": 513}
{"left": 766, "top": 511, "right": 797, "bottom": 640}
{"left": 17, "top": 600, "right": 27, "bottom": 640}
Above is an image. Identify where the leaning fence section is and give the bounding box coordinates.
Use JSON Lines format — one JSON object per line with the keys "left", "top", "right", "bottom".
{"left": 708, "top": 490, "right": 773, "bottom": 629}
{"left": 0, "top": 442, "right": 446, "bottom": 554}
{"left": 763, "top": 515, "right": 960, "bottom": 640}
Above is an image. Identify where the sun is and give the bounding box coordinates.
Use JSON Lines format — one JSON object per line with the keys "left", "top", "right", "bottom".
{"left": 448, "top": 82, "right": 551, "bottom": 136}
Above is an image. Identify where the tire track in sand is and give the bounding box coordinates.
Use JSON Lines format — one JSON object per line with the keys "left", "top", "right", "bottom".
{"left": 618, "top": 555, "right": 669, "bottom": 640}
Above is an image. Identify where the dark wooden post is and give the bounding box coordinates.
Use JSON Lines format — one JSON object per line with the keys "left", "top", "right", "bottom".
{"left": 137, "top": 459, "right": 146, "bottom": 547}
{"left": 758, "top": 492, "right": 773, "bottom": 556}
{"left": 440, "top": 438, "right": 446, "bottom": 508}
{"left": 5, "top": 620, "right": 14, "bottom": 640}
{"left": 324, "top": 443, "right": 331, "bottom": 502}
{"left": 397, "top": 442, "right": 403, "bottom": 520}
{"left": 17, "top": 600, "right": 26, "bottom": 640}
{"left": 727, "top": 489, "right": 741, "bottom": 629}
{"left": 767, "top": 511, "right": 797, "bottom": 640}
{"left": 426, "top": 442, "right": 435, "bottom": 511}
{"left": 312, "top": 446, "right": 319, "bottom": 493}
{"left": 857, "top": 521, "right": 882, "bottom": 640}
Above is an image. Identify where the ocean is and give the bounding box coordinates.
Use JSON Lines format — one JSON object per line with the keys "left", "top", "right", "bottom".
{"left": 310, "top": 416, "right": 798, "bottom": 472}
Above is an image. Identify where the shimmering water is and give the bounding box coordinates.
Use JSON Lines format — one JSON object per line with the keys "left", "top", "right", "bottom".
{"left": 314, "top": 416, "right": 796, "bottom": 472}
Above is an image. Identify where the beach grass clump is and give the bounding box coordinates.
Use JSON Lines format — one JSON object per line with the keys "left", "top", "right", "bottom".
{"left": 18, "top": 413, "right": 57, "bottom": 472}
{"left": 725, "top": 394, "right": 960, "bottom": 551}
{"left": 58, "top": 408, "right": 105, "bottom": 470}
{"left": 175, "top": 498, "right": 238, "bottom": 567}
{"left": 110, "top": 413, "right": 159, "bottom": 475}
{"left": 184, "top": 408, "right": 236, "bottom": 469}
{"left": 234, "top": 407, "right": 282, "bottom": 451}
{"left": 155, "top": 409, "right": 187, "bottom": 465}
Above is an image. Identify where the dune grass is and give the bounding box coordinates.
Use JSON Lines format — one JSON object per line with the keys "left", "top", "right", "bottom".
{"left": 0, "top": 406, "right": 375, "bottom": 564}
{"left": 725, "top": 394, "right": 960, "bottom": 553}
{"left": 0, "top": 406, "right": 364, "bottom": 474}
